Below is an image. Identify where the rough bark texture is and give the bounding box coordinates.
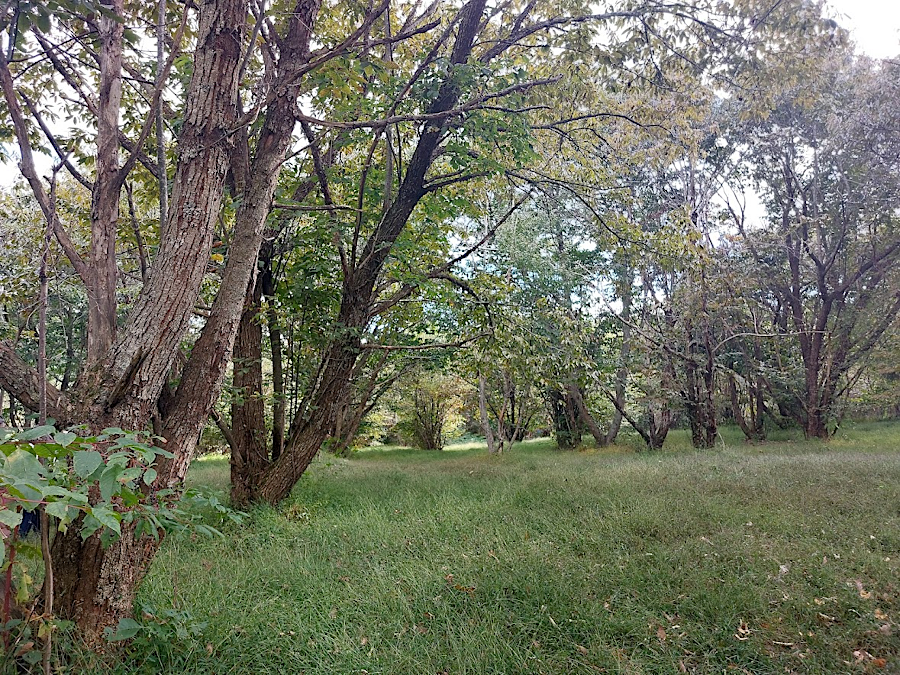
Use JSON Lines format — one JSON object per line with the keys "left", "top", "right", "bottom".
{"left": 86, "top": 0, "right": 124, "bottom": 365}
{"left": 50, "top": 524, "right": 160, "bottom": 646}
{"left": 230, "top": 280, "right": 269, "bottom": 506}
{"left": 43, "top": 0, "right": 248, "bottom": 640}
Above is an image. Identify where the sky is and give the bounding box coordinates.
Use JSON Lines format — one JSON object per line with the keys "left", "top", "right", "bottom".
{"left": 825, "top": 0, "right": 900, "bottom": 58}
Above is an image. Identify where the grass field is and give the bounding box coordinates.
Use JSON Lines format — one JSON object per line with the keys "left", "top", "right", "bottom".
{"left": 88, "top": 422, "right": 900, "bottom": 673}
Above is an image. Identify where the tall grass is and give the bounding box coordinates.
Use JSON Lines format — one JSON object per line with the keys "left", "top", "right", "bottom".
{"left": 85, "top": 425, "right": 900, "bottom": 673}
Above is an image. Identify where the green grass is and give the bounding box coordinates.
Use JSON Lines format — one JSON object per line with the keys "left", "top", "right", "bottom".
{"left": 98, "top": 425, "right": 900, "bottom": 673}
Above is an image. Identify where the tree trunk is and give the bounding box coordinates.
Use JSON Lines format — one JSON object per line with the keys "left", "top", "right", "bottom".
{"left": 230, "top": 279, "right": 269, "bottom": 506}
{"left": 647, "top": 401, "right": 674, "bottom": 450}
{"left": 567, "top": 383, "right": 607, "bottom": 447}
{"left": 45, "top": 0, "right": 249, "bottom": 639}
{"left": 250, "top": 0, "right": 489, "bottom": 504}
{"left": 257, "top": 325, "right": 362, "bottom": 503}
{"left": 262, "top": 266, "right": 285, "bottom": 461}
{"left": 49, "top": 522, "right": 160, "bottom": 647}
{"left": 86, "top": 0, "right": 125, "bottom": 365}
{"left": 478, "top": 373, "right": 497, "bottom": 454}
{"left": 547, "top": 387, "right": 579, "bottom": 450}
{"left": 605, "top": 290, "right": 631, "bottom": 445}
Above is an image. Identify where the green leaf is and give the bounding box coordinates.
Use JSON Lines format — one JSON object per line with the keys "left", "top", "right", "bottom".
{"left": 119, "top": 467, "right": 143, "bottom": 483}
{"left": 73, "top": 450, "right": 103, "bottom": 478}
{"left": 99, "top": 464, "right": 125, "bottom": 502}
{"left": 106, "top": 617, "right": 142, "bottom": 641}
{"left": 0, "top": 510, "right": 23, "bottom": 528}
{"left": 80, "top": 514, "right": 102, "bottom": 540}
{"left": 53, "top": 431, "right": 77, "bottom": 447}
{"left": 9, "top": 482, "right": 43, "bottom": 503}
{"left": 142, "top": 468, "right": 157, "bottom": 486}
{"left": 5, "top": 449, "right": 45, "bottom": 481}
{"left": 89, "top": 506, "right": 121, "bottom": 537}
{"left": 45, "top": 501, "right": 72, "bottom": 522}
{"left": 16, "top": 425, "right": 55, "bottom": 441}
{"left": 41, "top": 486, "right": 88, "bottom": 502}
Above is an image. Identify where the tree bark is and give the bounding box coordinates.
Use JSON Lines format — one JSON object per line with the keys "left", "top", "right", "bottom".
{"left": 605, "top": 290, "right": 631, "bottom": 445}
{"left": 44, "top": 0, "right": 248, "bottom": 641}
{"left": 230, "top": 279, "right": 269, "bottom": 506}
{"left": 262, "top": 266, "right": 285, "bottom": 461}
{"left": 86, "top": 0, "right": 125, "bottom": 365}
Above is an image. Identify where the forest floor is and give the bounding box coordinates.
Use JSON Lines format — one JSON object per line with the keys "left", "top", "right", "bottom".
{"left": 84, "top": 422, "right": 900, "bottom": 673}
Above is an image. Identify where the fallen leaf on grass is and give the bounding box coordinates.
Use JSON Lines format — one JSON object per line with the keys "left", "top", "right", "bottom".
{"left": 734, "top": 621, "right": 751, "bottom": 641}
{"left": 657, "top": 626, "right": 667, "bottom": 642}
{"left": 576, "top": 644, "right": 588, "bottom": 655}
{"left": 854, "top": 580, "right": 873, "bottom": 599}
{"left": 874, "top": 609, "right": 888, "bottom": 620}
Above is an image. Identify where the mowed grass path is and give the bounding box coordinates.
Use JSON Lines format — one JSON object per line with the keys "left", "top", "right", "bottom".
{"left": 125, "top": 424, "right": 899, "bottom": 674}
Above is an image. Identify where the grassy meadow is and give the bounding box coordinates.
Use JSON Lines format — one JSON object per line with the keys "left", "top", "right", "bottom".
{"left": 83, "top": 422, "right": 900, "bottom": 673}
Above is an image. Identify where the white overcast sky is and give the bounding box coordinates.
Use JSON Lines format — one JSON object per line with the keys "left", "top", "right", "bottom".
{"left": 825, "top": 0, "right": 900, "bottom": 58}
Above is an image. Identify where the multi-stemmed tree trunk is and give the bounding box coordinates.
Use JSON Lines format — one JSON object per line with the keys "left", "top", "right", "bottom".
{"left": 735, "top": 54, "right": 900, "bottom": 439}
{"left": 546, "top": 387, "right": 581, "bottom": 449}
{"left": 0, "top": 0, "right": 336, "bottom": 638}
{"left": 727, "top": 370, "right": 766, "bottom": 442}
{"left": 234, "top": 0, "right": 495, "bottom": 503}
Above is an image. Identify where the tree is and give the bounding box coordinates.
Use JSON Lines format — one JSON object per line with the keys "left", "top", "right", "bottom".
{"left": 0, "top": 0, "right": 392, "bottom": 639}
{"left": 733, "top": 53, "right": 900, "bottom": 438}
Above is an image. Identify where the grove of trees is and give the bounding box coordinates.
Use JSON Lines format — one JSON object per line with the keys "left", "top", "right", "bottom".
{"left": 0, "top": 0, "right": 898, "bottom": 654}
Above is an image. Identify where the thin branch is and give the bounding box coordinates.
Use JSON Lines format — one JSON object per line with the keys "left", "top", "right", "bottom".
{"left": 362, "top": 332, "right": 488, "bottom": 351}
{"left": 116, "top": 3, "right": 190, "bottom": 187}
{"left": 20, "top": 93, "right": 93, "bottom": 189}
{"left": 296, "top": 76, "right": 560, "bottom": 130}
{"left": 0, "top": 46, "right": 90, "bottom": 283}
